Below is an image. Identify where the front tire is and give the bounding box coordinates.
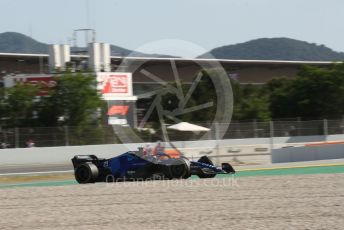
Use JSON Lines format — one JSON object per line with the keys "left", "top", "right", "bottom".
{"left": 164, "top": 158, "right": 191, "bottom": 179}
{"left": 198, "top": 172, "right": 216, "bottom": 179}
{"left": 197, "top": 156, "right": 216, "bottom": 178}
{"left": 75, "top": 163, "right": 99, "bottom": 184}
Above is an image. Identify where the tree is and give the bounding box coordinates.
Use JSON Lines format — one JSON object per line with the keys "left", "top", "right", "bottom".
{"left": 0, "top": 88, "right": 6, "bottom": 126}
{"left": 36, "top": 72, "right": 106, "bottom": 145}
{"left": 2, "top": 84, "right": 38, "bottom": 127}
{"left": 188, "top": 69, "right": 218, "bottom": 122}
{"left": 37, "top": 72, "right": 104, "bottom": 127}
{"left": 268, "top": 77, "right": 299, "bottom": 118}
{"left": 231, "top": 82, "right": 270, "bottom": 121}
{"left": 139, "top": 68, "right": 272, "bottom": 125}
{"left": 268, "top": 63, "right": 344, "bottom": 119}
{"left": 159, "top": 68, "right": 232, "bottom": 123}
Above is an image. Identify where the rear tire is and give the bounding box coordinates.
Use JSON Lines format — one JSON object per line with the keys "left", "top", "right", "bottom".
{"left": 75, "top": 163, "right": 99, "bottom": 184}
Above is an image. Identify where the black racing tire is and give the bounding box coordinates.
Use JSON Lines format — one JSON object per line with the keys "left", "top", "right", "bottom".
{"left": 74, "top": 163, "right": 99, "bottom": 184}
{"left": 198, "top": 156, "right": 216, "bottom": 179}
{"left": 198, "top": 172, "right": 216, "bottom": 179}
{"left": 165, "top": 158, "right": 191, "bottom": 179}
{"left": 102, "top": 168, "right": 115, "bottom": 183}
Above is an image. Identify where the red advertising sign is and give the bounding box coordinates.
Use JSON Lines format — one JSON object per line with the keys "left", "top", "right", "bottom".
{"left": 14, "top": 76, "right": 57, "bottom": 96}
{"left": 107, "top": 105, "right": 129, "bottom": 116}
{"left": 102, "top": 74, "right": 128, "bottom": 94}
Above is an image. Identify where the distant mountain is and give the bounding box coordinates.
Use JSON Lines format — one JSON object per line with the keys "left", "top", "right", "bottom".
{"left": 0, "top": 32, "right": 176, "bottom": 58}
{"left": 109, "top": 45, "right": 176, "bottom": 58}
{"left": 200, "top": 38, "right": 344, "bottom": 61}
{"left": 0, "top": 32, "right": 48, "bottom": 54}
{"left": 2, "top": 33, "right": 342, "bottom": 61}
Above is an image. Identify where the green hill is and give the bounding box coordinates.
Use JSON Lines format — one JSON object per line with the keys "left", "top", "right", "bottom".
{"left": 200, "top": 38, "right": 344, "bottom": 61}
{"left": 0, "top": 32, "right": 48, "bottom": 53}
{"left": 1, "top": 33, "right": 342, "bottom": 61}
{"left": 0, "top": 32, "right": 175, "bottom": 57}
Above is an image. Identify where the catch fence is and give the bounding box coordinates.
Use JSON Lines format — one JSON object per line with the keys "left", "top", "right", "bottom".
{"left": 1, "top": 119, "right": 344, "bottom": 148}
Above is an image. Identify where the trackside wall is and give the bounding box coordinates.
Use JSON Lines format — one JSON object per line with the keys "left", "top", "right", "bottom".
{"left": 1, "top": 134, "right": 344, "bottom": 165}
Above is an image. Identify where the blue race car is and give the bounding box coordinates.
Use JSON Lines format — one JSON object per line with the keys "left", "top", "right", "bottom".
{"left": 71, "top": 149, "right": 235, "bottom": 184}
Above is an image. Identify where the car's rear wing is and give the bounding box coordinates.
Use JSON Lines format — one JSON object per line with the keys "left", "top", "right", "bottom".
{"left": 71, "top": 155, "right": 100, "bottom": 168}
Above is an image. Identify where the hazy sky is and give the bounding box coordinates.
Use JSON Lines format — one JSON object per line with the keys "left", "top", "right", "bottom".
{"left": 0, "top": 0, "right": 343, "bottom": 57}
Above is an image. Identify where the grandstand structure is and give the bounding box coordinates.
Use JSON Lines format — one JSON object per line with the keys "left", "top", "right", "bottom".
{"left": 0, "top": 52, "right": 333, "bottom": 86}
{"left": 0, "top": 47, "right": 335, "bottom": 127}
{"left": 0, "top": 47, "right": 341, "bottom": 146}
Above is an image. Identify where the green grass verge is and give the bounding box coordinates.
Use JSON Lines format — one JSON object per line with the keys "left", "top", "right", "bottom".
{"left": 1, "top": 164, "right": 344, "bottom": 189}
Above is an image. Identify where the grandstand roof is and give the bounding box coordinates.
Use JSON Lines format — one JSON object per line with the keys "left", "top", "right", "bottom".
{"left": 0, "top": 52, "right": 335, "bottom": 65}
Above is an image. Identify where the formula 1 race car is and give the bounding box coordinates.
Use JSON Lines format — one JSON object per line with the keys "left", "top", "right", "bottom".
{"left": 71, "top": 149, "right": 235, "bottom": 184}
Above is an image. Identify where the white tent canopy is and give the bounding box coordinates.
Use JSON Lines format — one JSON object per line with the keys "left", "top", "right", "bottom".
{"left": 167, "top": 122, "right": 210, "bottom": 132}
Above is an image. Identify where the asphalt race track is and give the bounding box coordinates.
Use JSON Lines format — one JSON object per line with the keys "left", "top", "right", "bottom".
{"left": 0, "top": 163, "right": 73, "bottom": 174}
{"left": 0, "top": 164, "right": 344, "bottom": 229}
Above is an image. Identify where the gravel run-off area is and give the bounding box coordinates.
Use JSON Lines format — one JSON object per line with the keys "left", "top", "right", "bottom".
{"left": 0, "top": 173, "right": 344, "bottom": 230}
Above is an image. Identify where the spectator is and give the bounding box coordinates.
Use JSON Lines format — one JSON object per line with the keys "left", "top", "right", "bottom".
{"left": 26, "top": 139, "right": 35, "bottom": 148}
{"left": 1, "top": 142, "right": 9, "bottom": 149}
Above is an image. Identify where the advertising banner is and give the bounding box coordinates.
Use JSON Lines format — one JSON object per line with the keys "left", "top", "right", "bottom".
{"left": 107, "top": 101, "right": 136, "bottom": 126}
{"left": 4, "top": 75, "right": 57, "bottom": 96}
{"left": 96, "top": 72, "right": 137, "bottom": 127}
{"left": 97, "top": 72, "right": 133, "bottom": 98}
